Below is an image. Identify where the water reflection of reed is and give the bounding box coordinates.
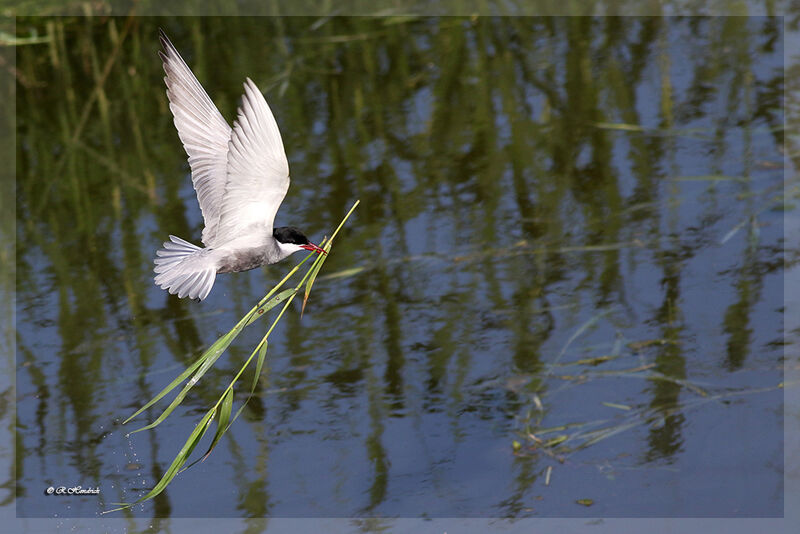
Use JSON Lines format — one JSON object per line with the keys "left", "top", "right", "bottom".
{"left": 13, "top": 15, "right": 787, "bottom": 516}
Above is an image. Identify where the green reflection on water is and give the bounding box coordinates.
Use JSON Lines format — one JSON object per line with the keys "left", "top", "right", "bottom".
{"left": 14, "top": 15, "right": 789, "bottom": 517}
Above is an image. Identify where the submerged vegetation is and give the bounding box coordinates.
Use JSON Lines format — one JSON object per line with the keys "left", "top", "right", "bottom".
{"left": 512, "top": 307, "right": 786, "bottom": 466}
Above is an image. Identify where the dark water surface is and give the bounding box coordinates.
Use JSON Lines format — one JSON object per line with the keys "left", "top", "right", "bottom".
{"left": 15, "top": 16, "right": 789, "bottom": 518}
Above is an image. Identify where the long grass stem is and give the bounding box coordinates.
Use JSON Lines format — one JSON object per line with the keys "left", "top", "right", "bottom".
{"left": 111, "top": 200, "right": 360, "bottom": 511}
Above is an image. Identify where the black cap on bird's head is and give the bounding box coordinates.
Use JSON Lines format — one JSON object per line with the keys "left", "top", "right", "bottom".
{"left": 273, "top": 226, "right": 326, "bottom": 255}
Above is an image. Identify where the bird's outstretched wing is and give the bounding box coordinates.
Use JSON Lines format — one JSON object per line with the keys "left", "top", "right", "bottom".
{"left": 210, "top": 78, "right": 290, "bottom": 247}
{"left": 159, "top": 29, "right": 232, "bottom": 247}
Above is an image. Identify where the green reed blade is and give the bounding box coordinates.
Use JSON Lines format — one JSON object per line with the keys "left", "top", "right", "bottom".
{"left": 133, "top": 406, "right": 215, "bottom": 501}
{"left": 301, "top": 241, "right": 330, "bottom": 317}
{"left": 126, "top": 329, "right": 238, "bottom": 433}
{"left": 104, "top": 406, "right": 216, "bottom": 513}
{"left": 124, "top": 318, "right": 249, "bottom": 426}
{"left": 300, "top": 199, "right": 359, "bottom": 316}
{"left": 221, "top": 340, "right": 267, "bottom": 433}
{"left": 201, "top": 387, "right": 234, "bottom": 461}
{"left": 251, "top": 341, "right": 268, "bottom": 393}
{"left": 122, "top": 352, "right": 206, "bottom": 425}
{"left": 328, "top": 200, "right": 360, "bottom": 243}
{"left": 245, "top": 289, "right": 297, "bottom": 326}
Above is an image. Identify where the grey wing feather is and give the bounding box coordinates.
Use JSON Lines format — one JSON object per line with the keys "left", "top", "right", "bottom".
{"left": 210, "top": 78, "right": 290, "bottom": 247}
{"left": 159, "top": 29, "right": 231, "bottom": 247}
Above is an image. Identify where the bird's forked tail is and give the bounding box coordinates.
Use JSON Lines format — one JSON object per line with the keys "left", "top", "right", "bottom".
{"left": 153, "top": 235, "right": 217, "bottom": 300}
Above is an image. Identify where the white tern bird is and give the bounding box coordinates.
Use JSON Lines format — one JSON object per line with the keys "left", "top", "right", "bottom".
{"left": 153, "top": 30, "right": 325, "bottom": 301}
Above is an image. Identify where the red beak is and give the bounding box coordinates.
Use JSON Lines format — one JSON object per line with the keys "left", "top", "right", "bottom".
{"left": 301, "top": 243, "right": 327, "bottom": 255}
